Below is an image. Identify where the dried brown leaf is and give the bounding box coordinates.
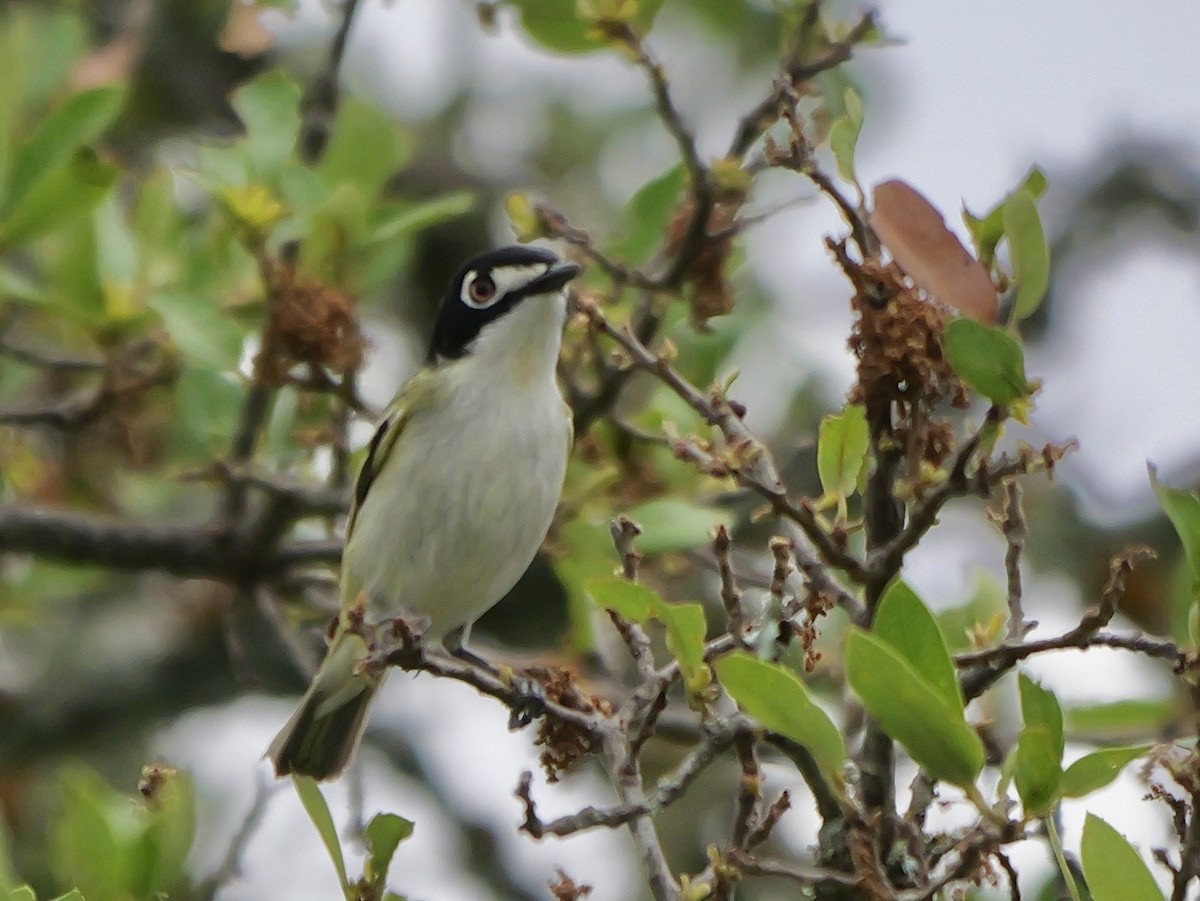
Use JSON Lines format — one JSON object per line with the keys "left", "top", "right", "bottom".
{"left": 870, "top": 179, "right": 998, "bottom": 322}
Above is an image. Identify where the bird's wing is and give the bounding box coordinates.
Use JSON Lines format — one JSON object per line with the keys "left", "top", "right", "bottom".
{"left": 344, "top": 368, "right": 441, "bottom": 541}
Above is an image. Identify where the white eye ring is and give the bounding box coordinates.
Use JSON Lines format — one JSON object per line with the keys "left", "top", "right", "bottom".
{"left": 461, "top": 271, "right": 502, "bottom": 309}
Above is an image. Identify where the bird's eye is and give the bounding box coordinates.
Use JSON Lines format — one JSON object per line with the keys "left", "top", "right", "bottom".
{"left": 468, "top": 275, "right": 497, "bottom": 305}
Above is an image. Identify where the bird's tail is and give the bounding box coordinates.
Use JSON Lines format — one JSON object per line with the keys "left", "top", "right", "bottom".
{"left": 267, "top": 630, "right": 386, "bottom": 780}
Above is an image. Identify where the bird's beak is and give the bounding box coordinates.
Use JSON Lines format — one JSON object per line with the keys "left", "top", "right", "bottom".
{"left": 524, "top": 260, "right": 583, "bottom": 296}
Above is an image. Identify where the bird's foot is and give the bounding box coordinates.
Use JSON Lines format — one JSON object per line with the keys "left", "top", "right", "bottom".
{"left": 501, "top": 665, "right": 548, "bottom": 728}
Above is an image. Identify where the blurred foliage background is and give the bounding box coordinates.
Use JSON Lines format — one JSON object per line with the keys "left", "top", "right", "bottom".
{"left": 0, "top": 0, "right": 1198, "bottom": 899}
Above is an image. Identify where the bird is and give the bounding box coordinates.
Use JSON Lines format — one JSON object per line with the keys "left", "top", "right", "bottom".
{"left": 268, "top": 244, "right": 582, "bottom": 780}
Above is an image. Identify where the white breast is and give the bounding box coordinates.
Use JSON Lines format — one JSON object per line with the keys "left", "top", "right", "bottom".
{"left": 343, "top": 292, "right": 570, "bottom": 636}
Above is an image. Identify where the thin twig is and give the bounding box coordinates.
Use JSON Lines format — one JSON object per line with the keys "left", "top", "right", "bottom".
{"left": 728, "top": 8, "right": 879, "bottom": 160}
{"left": 196, "top": 772, "right": 280, "bottom": 901}
{"left": 713, "top": 525, "right": 747, "bottom": 643}
{"left": 298, "top": 0, "right": 363, "bottom": 163}
{"left": 999, "top": 480, "right": 1034, "bottom": 640}
{"left": 726, "top": 851, "right": 861, "bottom": 890}
{"left": 577, "top": 295, "right": 868, "bottom": 582}
{"left": 959, "top": 546, "right": 1167, "bottom": 700}
{"left": 731, "top": 731, "right": 762, "bottom": 849}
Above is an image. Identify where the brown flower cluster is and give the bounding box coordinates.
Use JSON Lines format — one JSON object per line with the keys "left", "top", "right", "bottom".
{"left": 528, "top": 665, "right": 614, "bottom": 783}
{"left": 254, "top": 259, "right": 363, "bottom": 384}
{"left": 838, "top": 242, "right": 968, "bottom": 469}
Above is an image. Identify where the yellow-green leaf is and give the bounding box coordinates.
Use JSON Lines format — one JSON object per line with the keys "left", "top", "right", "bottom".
{"left": 817, "top": 403, "right": 869, "bottom": 500}
{"left": 874, "top": 580, "right": 962, "bottom": 709}
{"left": 1014, "top": 674, "right": 1063, "bottom": 816}
{"left": 944, "top": 318, "right": 1032, "bottom": 406}
{"left": 1149, "top": 463, "right": 1200, "bottom": 597}
{"left": 293, "top": 776, "right": 349, "bottom": 890}
{"left": 2, "top": 84, "right": 125, "bottom": 214}
{"left": 845, "top": 628, "right": 984, "bottom": 787}
{"left": 829, "top": 86, "right": 863, "bottom": 187}
{"left": 1062, "top": 744, "right": 1151, "bottom": 798}
{"left": 586, "top": 576, "right": 709, "bottom": 692}
{"left": 1081, "top": 814, "right": 1164, "bottom": 901}
{"left": 963, "top": 166, "right": 1048, "bottom": 267}
{"left": 0, "top": 148, "right": 118, "bottom": 247}
{"left": 363, "top": 812, "right": 414, "bottom": 890}
{"left": 715, "top": 651, "right": 845, "bottom": 784}
{"left": 1003, "top": 189, "right": 1050, "bottom": 320}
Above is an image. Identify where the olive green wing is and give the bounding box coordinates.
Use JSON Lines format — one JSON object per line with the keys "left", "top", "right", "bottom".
{"left": 344, "top": 368, "right": 441, "bottom": 541}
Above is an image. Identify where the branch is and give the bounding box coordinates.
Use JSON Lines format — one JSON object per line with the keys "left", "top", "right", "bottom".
{"left": 577, "top": 296, "right": 868, "bottom": 582}
{"left": 516, "top": 770, "right": 646, "bottom": 838}
{"left": 0, "top": 505, "right": 340, "bottom": 579}
{"left": 603, "top": 729, "right": 680, "bottom": 901}
{"left": 998, "top": 480, "right": 1034, "bottom": 640}
{"left": 728, "top": 8, "right": 879, "bottom": 160}
{"left": 726, "top": 851, "right": 861, "bottom": 891}
{"left": 868, "top": 407, "right": 1072, "bottom": 581}
{"left": 0, "top": 353, "right": 176, "bottom": 430}
{"left": 298, "top": 0, "right": 363, "bottom": 163}
{"left": 713, "top": 524, "right": 749, "bottom": 644}
{"left": 896, "top": 825, "right": 1016, "bottom": 901}
{"left": 766, "top": 734, "right": 844, "bottom": 823}
{"left": 0, "top": 319, "right": 103, "bottom": 371}
{"left": 958, "top": 546, "right": 1174, "bottom": 700}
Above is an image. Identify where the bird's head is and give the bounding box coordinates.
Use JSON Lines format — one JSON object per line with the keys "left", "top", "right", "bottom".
{"left": 427, "top": 245, "right": 582, "bottom": 363}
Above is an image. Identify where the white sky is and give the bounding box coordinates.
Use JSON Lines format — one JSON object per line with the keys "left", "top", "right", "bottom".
{"left": 215, "top": 2, "right": 1200, "bottom": 897}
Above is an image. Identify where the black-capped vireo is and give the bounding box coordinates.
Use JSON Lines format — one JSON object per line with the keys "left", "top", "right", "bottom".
{"left": 269, "top": 245, "right": 582, "bottom": 780}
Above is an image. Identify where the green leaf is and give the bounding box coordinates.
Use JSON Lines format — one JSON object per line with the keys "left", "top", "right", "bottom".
{"left": 45, "top": 217, "right": 105, "bottom": 325}
{"left": 828, "top": 86, "right": 863, "bottom": 188}
{"left": 1003, "top": 190, "right": 1050, "bottom": 320}
{"left": 363, "top": 813, "right": 414, "bottom": 890}
{"left": 7, "top": 888, "right": 36, "bottom": 901}
{"left": 586, "top": 577, "right": 660, "bottom": 621}
{"left": 293, "top": 777, "right": 349, "bottom": 890}
{"left": 715, "top": 651, "right": 845, "bottom": 784}
{"left": 1149, "top": 464, "right": 1200, "bottom": 596}
{"left": 511, "top": 0, "right": 667, "bottom": 54}
{"left": 944, "top": 318, "right": 1032, "bottom": 406}
{"left": 623, "top": 498, "right": 731, "bottom": 554}
{"left": 845, "top": 628, "right": 985, "bottom": 787}
{"left": 93, "top": 196, "right": 137, "bottom": 287}
{"left": 1080, "top": 813, "right": 1164, "bottom": 901}
{"left": 230, "top": 70, "right": 301, "bottom": 180}
{"left": 610, "top": 164, "right": 686, "bottom": 264}
{"left": 152, "top": 291, "right": 244, "bottom": 371}
{"left": 49, "top": 892, "right": 85, "bottom": 901}
{"left": 963, "top": 166, "right": 1048, "bottom": 267}
{"left": 0, "top": 818, "right": 18, "bottom": 892}
{"left": 2, "top": 85, "right": 125, "bottom": 215}
{"left": 659, "top": 601, "right": 709, "bottom": 693}
{"left": 1066, "top": 699, "right": 1174, "bottom": 741}
{"left": 0, "top": 264, "right": 43, "bottom": 304}
{"left": 817, "top": 403, "right": 869, "bottom": 501}
{"left": 936, "top": 570, "right": 1007, "bottom": 654}
{"left": 0, "top": 149, "right": 118, "bottom": 247}
{"left": 586, "top": 577, "right": 710, "bottom": 692}
{"left": 873, "top": 580, "right": 962, "bottom": 709}
{"left": 319, "top": 98, "right": 410, "bottom": 197}
{"left": 1014, "top": 674, "right": 1064, "bottom": 816}
{"left": 370, "top": 192, "right": 476, "bottom": 245}
{"left": 142, "top": 769, "right": 196, "bottom": 893}
{"left": 1062, "top": 744, "right": 1151, "bottom": 798}
{"left": 172, "top": 367, "right": 243, "bottom": 463}
{"left": 51, "top": 769, "right": 124, "bottom": 900}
